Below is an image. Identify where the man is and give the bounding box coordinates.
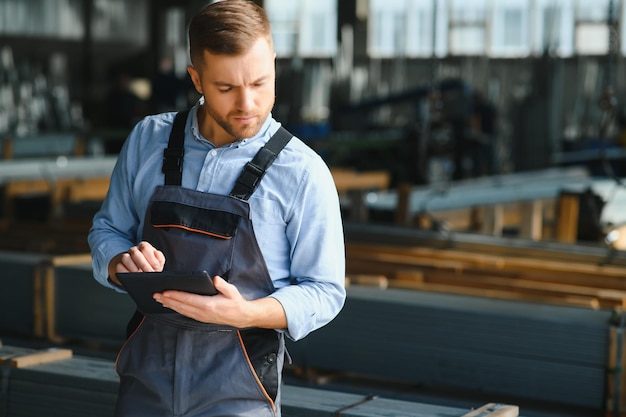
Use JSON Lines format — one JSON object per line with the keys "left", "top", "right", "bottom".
{"left": 88, "top": 1, "right": 346, "bottom": 416}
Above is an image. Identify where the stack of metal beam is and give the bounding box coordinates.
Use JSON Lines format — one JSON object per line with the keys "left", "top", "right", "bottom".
{"left": 0, "top": 252, "right": 43, "bottom": 338}
{"left": 286, "top": 285, "right": 613, "bottom": 413}
{"left": 0, "top": 345, "right": 117, "bottom": 417}
{"left": 51, "top": 263, "right": 135, "bottom": 346}
{"left": 0, "top": 344, "right": 492, "bottom": 417}
{"left": 0, "top": 253, "right": 135, "bottom": 348}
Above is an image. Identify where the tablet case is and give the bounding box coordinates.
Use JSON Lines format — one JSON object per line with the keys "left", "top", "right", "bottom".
{"left": 116, "top": 270, "right": 218, "bottom": 314}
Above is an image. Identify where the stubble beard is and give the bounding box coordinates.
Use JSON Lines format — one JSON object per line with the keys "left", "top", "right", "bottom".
{"left": 205, "top": 99, "right": 275, "bottom": 140}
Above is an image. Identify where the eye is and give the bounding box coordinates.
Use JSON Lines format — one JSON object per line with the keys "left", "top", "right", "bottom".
{"left": 218, "top": 87, "right": 232, "bottom": 93}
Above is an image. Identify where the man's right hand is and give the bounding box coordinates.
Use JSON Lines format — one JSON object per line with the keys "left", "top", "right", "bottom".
{"left": 108, "top": 241, "right": 166, "bottom": 286}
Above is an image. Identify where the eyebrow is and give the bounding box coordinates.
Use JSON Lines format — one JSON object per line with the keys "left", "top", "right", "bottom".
{"left": 213, "top": 75, "right": 271, "bottom": 88}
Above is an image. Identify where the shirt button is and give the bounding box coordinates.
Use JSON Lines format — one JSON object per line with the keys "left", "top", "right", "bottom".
{"left": 210, "top": 150, "right": 218, "bottom": 156}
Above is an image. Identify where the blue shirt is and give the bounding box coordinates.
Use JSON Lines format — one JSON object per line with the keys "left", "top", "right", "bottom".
{"left": 88, "top": 104, "right": 346, "bottom": 341}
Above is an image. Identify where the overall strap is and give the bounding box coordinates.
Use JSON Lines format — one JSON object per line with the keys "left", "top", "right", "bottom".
{"left": 162, "top": 109, "right": 190, "bottom": 186}
{"left": 230, "top": 127, "right": 293, "bottom": 200}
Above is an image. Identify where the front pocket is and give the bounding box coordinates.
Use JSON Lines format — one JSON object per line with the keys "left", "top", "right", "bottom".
{"left": 238, "top": 329, "right": 281, "bottom": 403}
{"left": 151, "top": 200, "right": 240, "bottom": 239}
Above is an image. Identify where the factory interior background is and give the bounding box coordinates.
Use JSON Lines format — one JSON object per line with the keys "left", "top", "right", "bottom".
{"left": 2, "top": 1, "right": 626, "bottom": 416}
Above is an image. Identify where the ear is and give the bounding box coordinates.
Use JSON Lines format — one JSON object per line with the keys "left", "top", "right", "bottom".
{"left": 187, "top": 65, "right": 203, "bottom": 95}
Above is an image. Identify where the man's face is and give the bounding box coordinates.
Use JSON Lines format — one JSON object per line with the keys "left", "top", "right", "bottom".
{"left": 188, "top": 37, "right": 276, "bottom": 142}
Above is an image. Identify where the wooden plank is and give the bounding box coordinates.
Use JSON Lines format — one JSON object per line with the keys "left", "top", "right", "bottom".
{"left": 345, "top": 274, "right": 389, "bottom": 289}
{"left": 345, "top": 242, "right": 626, "bottom": 309}
{"left": 2, "top": 135, "right": 13, "bottom": 159}
{"left": 2, "top": 176, "right": 109, "bottom": 222}
{"left": 519, "top": 200, "right": 543, "bottom": 240}
{"left": 347, "top": 243, "right": 626, "bottom": 279}
{"left": 332, "top": 168, "right": 390, "bottom": 222}
{"left": 606, "top": 324, "right": 626, "bottom": 414}
{"left": 331, "top": 169, "right": 390, "bottom": 194}
{"left": 388, "top": 280, "right": 601, "bottom": 309}
{"left": 414, "top": 270, "right": 625, "bottom": 309}
{"left": 0, "top": 348, "right": 72, "bottom": 368}
{"left": 32, "top": 254, "right": 92, "bottom": 341}
{"left": 419, "top": 207, "right": 473, "bottom": 230}
{"left": 461, "top": 403, "right": 519, "bottom": 417}
{"left": 65, "top": 177, "right": 110, "bottom": 202}
{"left": 480, "top": 204, "right": 504, "bottom": 236}
{"left": 555, "top": 192, "right": 580, "bottom": 243}
{"left": 4, "top": 179, "right": 52, "bottom": 196}
{"left": 346, "top": 250, "right": 626, "bottom": 293}
{"left": 3, "top": 179, "right": 53, "bottom": 220}
{"left": 44, "top": 264, "right": 60, "bottom": 342}
{"left": 394, "top": 183, "right": 413, "bottom": 225}
{"left": 47, "top": 253, "right": 92, "bottom": 267}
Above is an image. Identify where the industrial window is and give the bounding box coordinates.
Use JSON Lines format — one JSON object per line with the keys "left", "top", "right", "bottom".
{"left": 622, "top": 0, "right": 626, "bottom": 55}
{"left": 265, "top": 0, "right": 337, "bottom": 58}
{"left": 405, "top": 0, "right": 446, "bottom": 58}
{"left": 0, "top": 0, "right": 84, "bottom": 39}
{"left": 574, "top": 0, "right": 612, "bottom": 55}
{"left": 299, "top": 0, "right": 337, "bottom": 57}
{"left": 490, "top": 0, "right": 530, "bottom": 57}
{"left": 531, "top": 0, "right": 574, "bottom": 57}
{"left": 448, "top": 0, "right": 488, "bottom": 56}
{"left": 366, "top": 0, "right": 624, "bottom": 59}
{"left": 368, "top": 0, "right": 407, "bottom": 57}
{"left": 164, "top": 7, "right": 188, "bottom": 79}
{"left": 265, "top": 0, "right": 299, "bottom": 57}
{"left": 92, "top": 0, "right": 148, "bottom": 45}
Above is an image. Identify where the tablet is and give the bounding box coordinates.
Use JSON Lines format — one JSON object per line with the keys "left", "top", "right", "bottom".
{"left": 116, "top": 270, "right": 218, "bottom": 314}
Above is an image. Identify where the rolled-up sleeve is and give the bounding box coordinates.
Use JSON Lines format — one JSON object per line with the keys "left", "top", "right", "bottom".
{"left": 88, "top": 123, "right": 149, "bottom": 291}
{"left": 269, "top": 154, "right": 346, "bottom": 341}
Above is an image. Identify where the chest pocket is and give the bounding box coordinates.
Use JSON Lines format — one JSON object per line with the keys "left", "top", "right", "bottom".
{"left": 151, "top": 200, "right": 240, "bottom": 239}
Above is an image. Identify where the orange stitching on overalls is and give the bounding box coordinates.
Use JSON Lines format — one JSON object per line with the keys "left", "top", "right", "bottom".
{"left": 237, "top": 330, "right": 277, "bottom": 415}
{"left": 153, "top": 223, "right": 232, "bottom": 239}
{"left": 114, "top": 315, "right": 146, "bottom": 372}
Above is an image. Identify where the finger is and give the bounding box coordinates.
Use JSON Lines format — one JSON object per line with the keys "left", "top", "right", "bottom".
{"left": 155, "top": 291, "right": 202, "bottom": 316}
{"left": 127, "top": 244, "right": 160, "bottom": 272}
{"left": 126, "top": 247, "right": 151, "bottom": 271}
{"left": 136, "top": 242, "right": 166, "bottom": 271}
{"left": 154, "top": 249, "right": 166, "bottom": 269}
{"left": 119, "top": 252, "right": 141, "bottom": 272}
{"left": 115, "top": 262, "right": 131, "bottom": 273}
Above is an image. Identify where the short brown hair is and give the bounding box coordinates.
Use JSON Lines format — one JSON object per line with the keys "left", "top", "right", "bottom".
{"left": 188, "top": 0, "right": 273, "bottom": 65}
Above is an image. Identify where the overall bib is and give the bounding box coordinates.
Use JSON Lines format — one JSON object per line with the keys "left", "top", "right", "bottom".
{"left": 114, "top": 110, "right": 292, "bottom": 417}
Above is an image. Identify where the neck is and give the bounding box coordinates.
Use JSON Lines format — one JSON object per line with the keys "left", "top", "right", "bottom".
{"left": 197, "top": 105, "right": 236, "bottom": 147}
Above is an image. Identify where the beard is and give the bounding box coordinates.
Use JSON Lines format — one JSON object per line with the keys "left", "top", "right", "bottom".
{"left": 203, "top": 97, "right": 275, "bottom": 140}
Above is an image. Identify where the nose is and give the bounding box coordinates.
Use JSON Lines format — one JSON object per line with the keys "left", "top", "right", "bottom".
{"left": 236, "top": 88, "right": 255, "bottom": 112}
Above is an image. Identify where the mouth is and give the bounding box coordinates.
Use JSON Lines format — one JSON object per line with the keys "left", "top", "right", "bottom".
{"left": 232, "top": 114, "right": 257, "bottom": 124}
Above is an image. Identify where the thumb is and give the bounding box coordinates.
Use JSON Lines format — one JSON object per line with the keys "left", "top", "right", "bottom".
{"left": 213, "top": 275, "right": 233, "bottom": 295}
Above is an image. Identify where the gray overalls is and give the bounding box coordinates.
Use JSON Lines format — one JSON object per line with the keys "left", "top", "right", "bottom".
{"left": 114, "top": 110, "right": 292, "bottom": 417}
